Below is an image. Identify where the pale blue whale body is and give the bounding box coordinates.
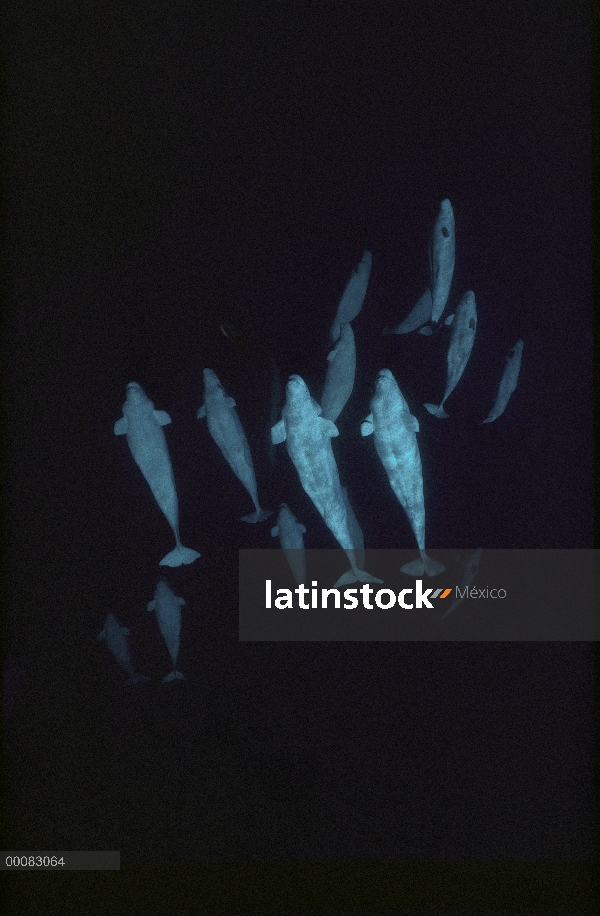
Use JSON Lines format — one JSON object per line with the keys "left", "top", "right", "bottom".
{"left": 320, "top": 323, "right": 356, "bottom": 422}
{"left": 424, "top": 290, "right": 477, "bottom": 418}
{"left": 114, "top": 383, "right": 201, "bottom": 567}
{"left": 429, "top": 199, "right": 455, "bottom": 324}
{"left": 198, "top": 369, "right": 271, "bottom": 523}
{"left": 148, "top": 579, "right": 185, "bottom": 683}
{"left": 271, "top": 502, "right": 307, "bottom": 586}
{"left": 271, "top": 374, "right": 382, "bottom": 587}
{"left": 483, "top": 340, "right": 524, "bottom": 423}
{"left": 98, "top": 612, "right": 151, "bottom": 685}
{"left": 362, "top": 369, "right": 444, "bottom": 577}
{"left": 329, "top": 250, "right": 372, "bottom": 342}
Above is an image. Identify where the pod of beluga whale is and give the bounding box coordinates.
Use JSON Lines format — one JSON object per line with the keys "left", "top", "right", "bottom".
{"left": 114, "top": 383, "right": 202, "bottom": 566}
{"left": 362, "top": 369, "right": 444, "bottom": 577}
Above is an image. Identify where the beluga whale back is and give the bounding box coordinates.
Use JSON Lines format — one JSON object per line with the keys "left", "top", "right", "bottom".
{"left": 424, "top": 289, "right": 477, "bottom": 418}
{"left": 114, "top": 383, "right": 201, "bottom": 567}
{"left": 198, "top": 369, "right": 271, "bottom": 523}
{"left": 271, "top": 374, "right": 382, "bottom": 587}
{"left": 429, "top": 199, "right": 455, "bottom": 325}
{"left": 148, "top": 579, "right": 186, "bottom": 682}
{"left": 362, "top": 369, "right": 444, "bottom": 577}
{"left": 483, "top": 339, "right": 524, "bottom": 423}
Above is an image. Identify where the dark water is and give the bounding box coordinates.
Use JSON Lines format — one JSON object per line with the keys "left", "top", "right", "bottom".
{"left": 3, "top": 2, "right": 593, "bottom": 864}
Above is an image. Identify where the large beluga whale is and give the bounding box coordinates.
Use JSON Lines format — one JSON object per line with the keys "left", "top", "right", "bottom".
{"left": 114, "top": 383, "right": 201, "bottom": 567}
{"left": 271, "top": 374, "right": 382, "bottom": 587}
{"left": 329, "top": 250, "right": 372, "bottom": 342}
{"left": 98, "top": 612, "right": 151, "bottom": 686}
{"left": 362, "top": 369, "right": 444, "bottom": 577}
{"left": 148, "top": 579, "right": 185, "bottom": 683}
{"left": 429, "top": 198, "right": 455, "bottom": 325}
{"left": 271, "top": 503, "right": 307, "bottom": 586}
{"left": 198, "top": 369, "right": 271, "bottom": 523}
{"left": 424, "top": 290, "right": 477, "bottom": 418}
{"left": 483, "top": 339, "right": 524, "bottom": 423}
{"left": 320, "top": 323, "right": 356, "bottom": 422}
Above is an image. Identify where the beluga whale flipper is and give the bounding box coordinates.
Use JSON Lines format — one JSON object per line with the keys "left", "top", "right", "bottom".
{"left": 362, "top": 369, "right": 444, "bottom": 577}
{"left": 198, "top": 369, "right": 271, "bottom": 523}
{"left": 483, "top": 339, "right": 524, "bottom": 423}
{"left": 424, "top": 290, "right": 477, "bottom": 418}
{"left": 148, "top": 579, "right": 186, "bottom": 682}
{"left": 329, "top": 250, "right": 372, "bottom": 342}
{"left": 429, "top": 199, "right": 455, "bottom": 325}
{"left": 271, "top": 374, "right": 382, "bottom": 587}
{"left": 114, "top": 383, "right": 201, "bottom": 567}
{"left": 98, "top": 612, "right": 151, "bottom": 685}
{"left": 271, "top": 502, "right": 307, "bottom": 586}
{"left": 320, "top": 323, "right": 356, "bottom": 423}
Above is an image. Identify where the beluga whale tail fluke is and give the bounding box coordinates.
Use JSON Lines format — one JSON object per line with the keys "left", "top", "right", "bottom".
{"left": 241, "top": 508, "right": 272, "bottom": 523}
{"left": 160, "top": 544, "right": 202, "bottom": 567}
{"left": 401, "top": 549, "right": 445, "bottom": 577}
{"left": 163, "top": 669, "right": 185, "bottom": 683}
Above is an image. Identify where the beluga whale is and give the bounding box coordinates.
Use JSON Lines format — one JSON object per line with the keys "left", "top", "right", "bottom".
{"left": 424, "top": 290, "right": 477, "bottom": 418}
{"left": 320, "top": 323, "right": 356, "bottom": 423}
{"left": 483, "top": 339, "right": 524, "bottom": 423}
{"left": 329, "top": 250, "right": 372, "bottom": 342}
{"left": 271, "top": 374, "right": 382, "bottom": 587}
{"left": 271, "top": 502, "right": 307, "bottom": 586}
{"left": 98, "top": 612, "right": 151, "bottom": 685}
{"left": 362, "top": 369, "right": 444, "bottom": 577}
{"left": 198, "top": 369, "right": 271, "bottom": 523}
{"left": 429, "top": 199, "right": 455, "bottom": 325}
{"left": 114, "top": 383, "right": 201, "bottom": 567}
{"left": 148, "top": 579, "right": 186, "bottom": 682}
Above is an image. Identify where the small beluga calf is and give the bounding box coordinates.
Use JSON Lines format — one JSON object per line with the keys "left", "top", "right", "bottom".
{"left": 362, "top": 369, "right": 444, "bottom": 577}
{"left": 271, "top": 502, "right": 307, "bottom": 586}
{"left": 148, "top": 579, "right": 185, "bottom": 683}
{"left": 98, "top": 612, "right": 151, "bottom": 686}
{"left": 198, "top": 369, "right": 271, "bottom": 523}
{"left": 483, "top": 339, "right": 524, "bottom": 423}
{"left": 424, "top": 290, "right": 477, "bottom": 418}
{"left": 271, "top": 374, "right": 382, "bottom": 587}
{"left": 114, "top": 383, "right": 201, "bottom": 567}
